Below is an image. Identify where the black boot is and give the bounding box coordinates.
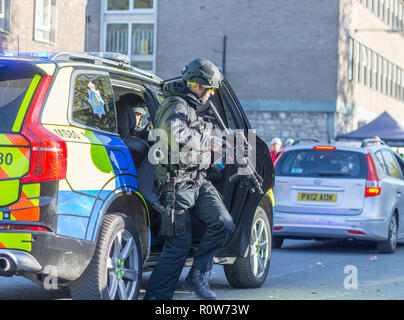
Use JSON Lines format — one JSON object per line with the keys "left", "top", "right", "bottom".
{"left": 183, "top": 267, "right": 216, "bottom": 300}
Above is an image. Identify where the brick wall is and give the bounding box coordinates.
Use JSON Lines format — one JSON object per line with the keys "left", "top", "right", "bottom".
{"left": 0, "top": 0, "right": 86, "bottom": 53}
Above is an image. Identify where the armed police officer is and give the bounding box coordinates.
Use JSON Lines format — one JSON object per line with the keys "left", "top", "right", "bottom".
{"left": 144, "top": 58, "right": 235, "bottom": 300}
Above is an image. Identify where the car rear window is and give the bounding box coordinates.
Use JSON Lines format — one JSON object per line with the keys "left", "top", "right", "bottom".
{"left": 276, "top": 149, "right": 368, "bottom": 178}
{"left": 0, "top": 63, "right": 39, "bottom": 133}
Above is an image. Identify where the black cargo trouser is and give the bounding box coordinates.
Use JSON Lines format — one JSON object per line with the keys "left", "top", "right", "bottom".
{"left": 145, "top": 179, "right": 235, "bottom": 300}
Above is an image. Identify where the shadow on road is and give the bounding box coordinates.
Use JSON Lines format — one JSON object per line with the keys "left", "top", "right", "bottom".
{"left": 277, "top": 239, "right": 404, "bottom": 255}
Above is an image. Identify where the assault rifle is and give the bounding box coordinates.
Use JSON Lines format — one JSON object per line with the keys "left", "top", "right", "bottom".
{"left": 199, "top": 101, "right": 264, "bottom": 194}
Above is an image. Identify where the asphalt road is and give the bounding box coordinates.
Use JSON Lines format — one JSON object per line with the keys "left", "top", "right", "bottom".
{"left": 1, "top": 239, "right": 403, "bottom": 300}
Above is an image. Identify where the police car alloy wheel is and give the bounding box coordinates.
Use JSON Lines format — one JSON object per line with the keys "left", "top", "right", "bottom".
{"left": 224, "top": 204, "right": 271, "bottom": 288}
{"left": 69, "top": 213, "right": 142, "bottom": 300}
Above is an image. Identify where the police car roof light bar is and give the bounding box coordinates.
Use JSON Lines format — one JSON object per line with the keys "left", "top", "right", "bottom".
{"left": 0, "top": 51, "right": 156, "bottom": 80}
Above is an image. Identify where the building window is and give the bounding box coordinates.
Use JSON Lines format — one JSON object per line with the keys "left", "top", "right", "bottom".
{"left": 0, "top": 0, "right": 10, "bottom": 32}
{"left": 396, "top": 66, "right": 400, "bottom": 98}
{"left": 392, "top": 64, "right": 397, "bottom": 97}
{"left": 350, "top": 39, "right": 404, "bottom": 100}
{"left": 107, "top": 0, "right": 154, "bottom": 11}
{"left": 373, "top": 52, "right": 378, "bottom": 90}
{"left": 362, "top": 45, "right": 367, "bottom": 85}
{"left": 133, "top": 0, "right": 153, "bottom": 9}
{"left": 131, "top": 23, "right": 154, "bottom": 70}
{"left": 386, "top": 0, "right": 390, "bottom": 24}
{"left": 380, "top": 0, "right": 385, "bottom": 19}
{"left": 355, "top": 42, "right": 361, "bottom": 83}
{"left": 378, "top": 55, "right": 383, "bottom": 92}
{"left": 348, "top": 38, "right": 354, "bottom": 81}
{"left": 103, "top": 0, "right": 156, "bottom": 72}
{"left": 383, "top": 59, "right": 388, "bottom": 94}
{"left": 402, "top": 71, "right": 404, "bottom": 100}
{"left": 388, "top": 62, "right": 392, "bottom": 96}
{"left": 34, "top": 0, "right": 57, "bottom": 43}
{"left": 107, "top": 0, "right": 129, "bottom": 10}
{"left": 105, "top": 22, "right": 155, "bottom": 72}
{"left": 367, "top": 49, "right": 372, "bottom": 88}
{"left": 394, "top": 0, "right": 399, "bottom": 28}
{"left": 106, "top": 23, "right": 129, "bottom": 54}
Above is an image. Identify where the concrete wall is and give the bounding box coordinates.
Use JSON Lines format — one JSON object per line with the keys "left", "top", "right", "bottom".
{"left": 0, "top": 0, "right": 86, "bottom": 53}
{"left": 85, "top": 0, "right": 102, "bottom": 52}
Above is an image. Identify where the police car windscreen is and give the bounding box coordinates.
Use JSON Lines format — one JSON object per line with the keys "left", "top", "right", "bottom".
{"left": 276, "top": 149, "right": 368, "bottom": 179}
{"left": 0, "top": 64, "right": 38, "bottom": 133}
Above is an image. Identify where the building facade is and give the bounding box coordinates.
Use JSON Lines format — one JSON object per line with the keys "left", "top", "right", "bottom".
{"left": 86, "top": 0, "right": 156, "bottom": 73}
{"left": 0, "top": 0, "right": 86, "bottom": 54}
{"left": 86, "top": 0, "right": 404, "bottom": 145}
{"left": 338, "top": 0, "right": 404, "bottom": 136}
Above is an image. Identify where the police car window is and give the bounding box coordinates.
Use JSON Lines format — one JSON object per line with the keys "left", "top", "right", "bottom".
{"left": 276, "top": 149, "right": 367, "bottom": 178}
{"left": 71, "top": 73, "right": 117, "bottom": 133}
{"left": 394, "top": 154, "right": 404, "bottom": 179}
{"left": 381, "top": 150, "right": 402, "bottom": 179}
{"left": 209, "top": 92, "right": 237, "bottom": 131}
{"left": 116, "top": 91, "right": 153, "bottom": 130}
{"left": 0, "top": 75, "right": 37, "bottom": 132}
{"left": 374, "top": 151, "right": 388, "bottom": 177}
{"left": 215, "top": 89, "right": 237, "bottom": 130}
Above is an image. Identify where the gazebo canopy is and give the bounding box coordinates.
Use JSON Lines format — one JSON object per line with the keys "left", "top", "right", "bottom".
{"left": 337, "top": 112, "right": 404, "bottom": 146}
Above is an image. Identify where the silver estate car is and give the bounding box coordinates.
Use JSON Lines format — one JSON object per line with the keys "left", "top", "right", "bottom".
{"left": 273, "top": 139, "right": 404, "bottom": 253}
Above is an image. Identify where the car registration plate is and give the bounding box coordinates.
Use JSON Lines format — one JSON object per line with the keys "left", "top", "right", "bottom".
{"left": 297, "top": 192, "right": 337, "bottom": 202}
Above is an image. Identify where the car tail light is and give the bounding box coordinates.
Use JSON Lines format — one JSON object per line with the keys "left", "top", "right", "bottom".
{"left": 365, "top": 153, "right": 381, "bottom": 197}
{"left": 347, "top": 230, "right": 366, "bottom": 235}
{"left": 273, "top": 226, "right": 283, "bottom": 231}
{"left": 21, "top": 76, "right": 67, "bottom": 183}
{"left": 313, "top": 146, "right": 336, "bottom": 150}
{"left": 0, "top": 224, "right": 50, "bottom": 232}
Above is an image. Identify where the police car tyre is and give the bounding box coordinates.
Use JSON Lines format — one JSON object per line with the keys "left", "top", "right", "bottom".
{"left": 224, "top": 204, "right": 271, "bottom": 288}
{"left": 69, "top": 213, "right": 142, "bottom": 300}
{"left": 377, "top": 214, "right": 398, "bottom": 254}
{"left": 272, "top": 236, "right": 284, "bottom": 249}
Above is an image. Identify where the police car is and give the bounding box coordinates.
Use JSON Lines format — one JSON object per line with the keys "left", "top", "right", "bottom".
{"left": 0, "top": 52, "right": 274, "bottom": 299}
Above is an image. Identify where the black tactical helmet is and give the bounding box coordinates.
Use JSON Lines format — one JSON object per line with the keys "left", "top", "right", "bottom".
{"left": 181, "top": 58, "right": 222, "bottom": 89}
